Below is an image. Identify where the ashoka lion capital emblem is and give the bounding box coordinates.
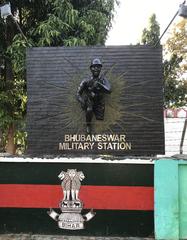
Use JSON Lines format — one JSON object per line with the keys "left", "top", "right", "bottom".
{"left": 48, "top": 169, "right": 95, "bottom": 230}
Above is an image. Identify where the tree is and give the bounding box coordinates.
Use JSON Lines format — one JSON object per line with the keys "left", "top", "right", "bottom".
{"left": 0, "top": 0, "right": 118, "bottom": 154}
{"left": 163, "top": 54, "right": 186, "bottom": 108}
{"left": 141, "top": 14, "right": 160, "bottom": 45}
{"left": 140, "top": 14, "right": 187, "bottom": 108}
{"left": 164, "top": 19, "right": 187, "bottom": 108}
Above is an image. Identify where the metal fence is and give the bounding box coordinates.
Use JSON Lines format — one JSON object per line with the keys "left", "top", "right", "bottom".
{"left": 165, "top": 118, "right": 187, "bottom": 156}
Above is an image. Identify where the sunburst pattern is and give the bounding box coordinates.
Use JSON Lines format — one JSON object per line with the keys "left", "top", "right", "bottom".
{"left": 35, "top": 58, "right": 159, "bottom": 135}
{"left": 59, "top": 66, "right": 127, "bottom": 134}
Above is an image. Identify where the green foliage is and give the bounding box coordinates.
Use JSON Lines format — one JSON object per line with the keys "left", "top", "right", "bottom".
{"left": 141, "top": 14, "right": 160, "bottom": 45}
{"left": 141, "top": 15, "right": 187, "bottom": 108}
{"left": 15, "top": 128, "right": 27, "bottom": 154}
{"left": 0, "top": 63, "right": 27, "bottom": 133}
{"left": 163, "top": 54, "right": 187, "bottom": 108}
{"left": 0, "top": 37, "right": 27, "bottom": 131}
{"left": 0, "top": 33, "right": 30, "bottom": 152}
{"left": 7, "top": 35, "right": 33, "bottom": 75}
{"left": 0, "top": 19, "right": 6, "bottom": 54}
{"left": 164, "top": 19, "right": 187, "bottom": 108}
{"left": 30, "top": 0, "right": 117, "bottom": 46}
{"left": 0, "top": 0, "right": 118, "bottom": 153}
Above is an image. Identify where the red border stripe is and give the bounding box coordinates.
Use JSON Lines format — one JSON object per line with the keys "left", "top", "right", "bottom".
{"left": 0, "top": 184, "right": 153, "bottom": 210}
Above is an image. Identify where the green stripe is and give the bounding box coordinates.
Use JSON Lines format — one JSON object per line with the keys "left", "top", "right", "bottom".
{"left": 0, "top": 208, "right": 153, "bottom": 236}
{"left": 0, "top": 162, "right": 153, "bottom": 186}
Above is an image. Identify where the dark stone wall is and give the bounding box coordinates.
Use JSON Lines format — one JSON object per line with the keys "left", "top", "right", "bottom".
{"left": 26, "top": 45, "right": 164, "bottom": 156}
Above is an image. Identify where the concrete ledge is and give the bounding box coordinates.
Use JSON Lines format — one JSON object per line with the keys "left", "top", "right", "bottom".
{"left": 0, "top": 155, "right": 154, "bottom": 164}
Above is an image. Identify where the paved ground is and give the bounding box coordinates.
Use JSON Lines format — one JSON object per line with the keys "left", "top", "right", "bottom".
{"left": 0, "top": 235, "right": 154, "bottom": 240}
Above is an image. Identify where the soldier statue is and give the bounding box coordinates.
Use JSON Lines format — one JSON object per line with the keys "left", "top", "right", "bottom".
{"left": 77, "top": 58, "right": 111, "bottom": 134}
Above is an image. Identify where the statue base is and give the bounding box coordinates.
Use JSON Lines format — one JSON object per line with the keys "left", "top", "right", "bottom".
{"left": 58, "top": 212, "right": 84, "bottom": 230}
{"left": 58, "top": 200, "right": 84, "bottom": 230}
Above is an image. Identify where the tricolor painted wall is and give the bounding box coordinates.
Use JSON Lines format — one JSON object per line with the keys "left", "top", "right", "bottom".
{"left": 0, "top": 158, "right": 154, "bottom": 237}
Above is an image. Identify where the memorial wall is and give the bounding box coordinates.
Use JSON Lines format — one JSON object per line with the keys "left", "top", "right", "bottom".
{"left": 27, "top": 45, "right": 164, "bottom": 156}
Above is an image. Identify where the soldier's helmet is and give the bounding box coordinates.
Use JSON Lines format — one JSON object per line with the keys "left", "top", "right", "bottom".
{"left": 90, "top": 58, "right": 102, "bottom": 68}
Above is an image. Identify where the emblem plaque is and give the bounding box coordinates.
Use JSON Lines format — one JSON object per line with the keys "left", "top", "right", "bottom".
{"left": 48, "top": 169, "right": 95, "bottom": 230}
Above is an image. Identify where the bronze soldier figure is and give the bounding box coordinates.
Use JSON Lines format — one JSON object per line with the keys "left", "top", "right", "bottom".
{"left": 77, "top": 58, "right": 111, "bottom": 134}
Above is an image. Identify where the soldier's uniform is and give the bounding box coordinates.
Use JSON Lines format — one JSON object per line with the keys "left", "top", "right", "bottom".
{"left": 77, "top": 58, "right": 111, "bottom": 133}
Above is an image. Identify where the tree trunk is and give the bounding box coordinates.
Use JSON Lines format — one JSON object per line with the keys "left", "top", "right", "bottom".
{"left": 0, "top": 129, "right": 3, "bottom": 152}
{"left": 5, "top": 16, "right": 17, "bottom": 155}
{"left": 6, "top": 124, "right": 16, "bottom": 155}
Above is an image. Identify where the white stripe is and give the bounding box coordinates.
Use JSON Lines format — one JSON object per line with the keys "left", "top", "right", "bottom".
{"left": 0, "top": 156, "right": 154, "bottom": 164}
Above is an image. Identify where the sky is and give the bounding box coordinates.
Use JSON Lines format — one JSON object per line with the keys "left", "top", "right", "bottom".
{"left": 106, "top": 0, "right": 184, "bottom": 45}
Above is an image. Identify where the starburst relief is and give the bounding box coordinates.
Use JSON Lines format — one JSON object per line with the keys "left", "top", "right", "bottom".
{"left": 61, "top": 67, "right": 127, "bottom": 134}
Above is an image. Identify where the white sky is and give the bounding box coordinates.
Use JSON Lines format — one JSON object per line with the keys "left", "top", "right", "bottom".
{"left": 106, "top": 0, "right": 184, "bottom": 45}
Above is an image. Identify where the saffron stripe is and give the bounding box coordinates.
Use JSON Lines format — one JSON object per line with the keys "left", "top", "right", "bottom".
{"left": 0, "top": 184, "right": 154, "bottom": 210}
